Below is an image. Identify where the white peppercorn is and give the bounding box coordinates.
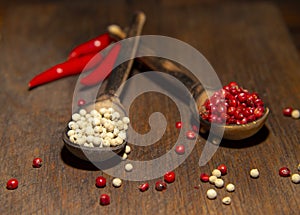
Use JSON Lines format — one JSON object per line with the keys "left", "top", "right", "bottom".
{"left": 291, "top": 109, "right": 300, "bottom": 119}
{"left": 99, "top": 108, "right": 107, "bottom": 115}
{"left": 122, "top": 117, "right": 130, "bottom": 124}
{"left": 125, "top": 145, "right": 131, "bottom": 154}
{"left": 112, "top": 178, "right": 122, "bottom": 187}
{"left": 72, "top": 113, "right": 81, "bottom": 121}
{"left": 67, "top": 130, "right": 75, "bottom": 137}
{"left": 106, "top": 132, "right": 114, "bottom": 139}
{"left": 291, "top": 173, "right": 300, "bottom": 184}
{"left": 121, "top": 153, "right": 128, "bottom": 160}
{"left": 212, "top": 169, "right": 222, "bottom": 178}
{"left": 115, "top": 137, "right": 123, "bottom": 145}
{"left": 104, "top": 112, "right": 111, "bottom": 119}
{"left": 113, "top": 128, "right": 120, "bottom": 135}
{"left": 226, "top": 183, "right": 235, "bottom": 192}
{"left": 214, "top": 178, "right": 224, "bottom": 188}
{"left": 108, "top": 107, "right": 114, "bottom": 113}
{"left": 90, "top": 110, "right": 99, "bottom": 116}
{"left": 86, "top": 135, "right": 94, "bottom": 143}
{"left": 69, "top": 135, "right": 77, "bottom": 143}
{"left": 118, "top": 132, "right": 126, "bottom": 140}
{"left": 125, "top": 163, "right": 133, "bottom": 172}
{"left": 93, "top": 137, "right": 102, "bottom": 146}
{"left": 77, "top": 136, "right": 86, "bottom": 145}
{"left": 250, "top": 169, "right": 259, "bottom": 178}
{"left": 206, "top": 189, "right": 217, "bottom": 199}
{"left": 79, "top": 109, "right": 87, "bottom": 116}
{"left": 209, "top": 175, "right": 217, "bottom": 184}
{"left": 222, "top": 197, "right": 231, "bottom": 205}
{"left": 92, "top": 118, "right": 101, "bottom": 126}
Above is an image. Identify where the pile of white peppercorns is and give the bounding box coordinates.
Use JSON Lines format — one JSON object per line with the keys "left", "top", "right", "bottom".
{"left": 67, "top": 107, "right": 130, "bottom": 147}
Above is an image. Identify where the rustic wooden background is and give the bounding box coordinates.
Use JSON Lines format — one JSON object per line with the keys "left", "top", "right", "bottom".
{"left": 0, "top": 0, "right": 299, "bottom": 214}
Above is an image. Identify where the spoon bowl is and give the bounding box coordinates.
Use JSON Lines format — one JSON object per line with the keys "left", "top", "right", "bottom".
{"left": 195, "top": 89, "right": 269, "bottom": 140}
{"left": 62, "top": 96, "right": 127, "bottom": 162}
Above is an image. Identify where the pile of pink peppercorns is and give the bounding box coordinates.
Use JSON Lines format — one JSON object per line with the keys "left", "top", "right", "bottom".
{"left": 200, "top": 82, "right": 265, "bottom": 125}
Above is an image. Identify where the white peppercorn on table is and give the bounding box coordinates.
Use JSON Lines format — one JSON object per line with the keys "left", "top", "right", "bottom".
{"left": 0, "top": 1, "right": 300, "bottom": 215}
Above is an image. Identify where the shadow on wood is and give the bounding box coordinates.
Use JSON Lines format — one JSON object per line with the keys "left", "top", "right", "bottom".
{"left": 61, "top": 145, "right": 125, "bottom": 171}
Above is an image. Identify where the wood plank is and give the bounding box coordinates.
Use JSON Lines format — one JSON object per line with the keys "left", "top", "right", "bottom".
{"left": 0, "top": 1, "right": 299, "bottom": 214}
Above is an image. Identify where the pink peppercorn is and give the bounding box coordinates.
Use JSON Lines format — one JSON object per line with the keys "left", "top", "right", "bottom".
{"left": 99, "top": 194, "right": 110, "bottom": 206}
{"left": 164, "top": 171, "right": 176, "bottom": 183}
{"left": 175, "top": 145, "right": 185, "bottom": 155}
{"left": 95, "top": 176, "right": 106, "bottom": 188}
{"left": 279, "top": 167, "right": 291, "bottom": 177}
{"left": 155, "top": 181, "right": 167, "bottom": 191}
{"left": 32, "top": 157, "right": 43, "bottom": 168}
{"left": 77, "top": 99, "right": 86, "bottom": 106}
{"left": 282, "top": 107, "right": 293, "bottom": 117}
{"left": 217, "top": 164, "right": 227, "bottom": 175}
{"left": 138, "top": 183, "right": 149, "bottom": 192}
{"left": 186, "top": 130, "right": 196, "bottom": 140}
{"left": 200, "top": 173, "right": 209, "bottom": 182}
{"left": 6, "top": 178, "right": 18, "bottom": 190}
{"left": 175, "top": 121, "right": 182, "bottom": 129}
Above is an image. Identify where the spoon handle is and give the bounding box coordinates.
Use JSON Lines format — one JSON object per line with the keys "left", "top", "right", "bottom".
{"left": 107, "top": 25, "right": 204, "bottom": 97}
{"left": 98, "top": 11, "right": 146, "bottom": 98}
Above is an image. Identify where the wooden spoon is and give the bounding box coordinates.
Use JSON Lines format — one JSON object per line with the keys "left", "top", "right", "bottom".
{"left": 62, "top": 12, "right": 146, "bottom": 162}
{"left": 108, "top": 25, "right": 269, "bottom": 140}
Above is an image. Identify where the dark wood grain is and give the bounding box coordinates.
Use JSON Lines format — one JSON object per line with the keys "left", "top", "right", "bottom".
{"left": 0, "top": 1, "right": 299, "bottom": 214}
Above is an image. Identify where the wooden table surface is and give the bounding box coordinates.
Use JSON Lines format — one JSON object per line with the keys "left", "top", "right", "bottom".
{"left": 0, "top": 1, "right": 299, "bottom": 214}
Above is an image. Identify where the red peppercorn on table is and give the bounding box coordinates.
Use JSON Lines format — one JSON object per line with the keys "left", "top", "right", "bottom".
{"left": 0, "top": 1, "right": 300, "bottom": 214}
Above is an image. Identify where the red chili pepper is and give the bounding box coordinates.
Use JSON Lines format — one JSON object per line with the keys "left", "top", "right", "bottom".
{"left": 68, "top": 33, "right": 113, "bottom": 60}
{"left": 28, "top": 52, "right": 102, "bottom": 89}
{"left": 80, "top": 43, "right": 121, "bottom": 86}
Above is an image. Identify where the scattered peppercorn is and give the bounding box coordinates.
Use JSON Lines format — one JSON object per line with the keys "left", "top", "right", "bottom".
{"left": 222, "top": 196, "right": 231, "bottom": 205}
{"left": 206, "top": 189, "right": 217, "bottom": 199}
{"left": 226, "top": 183, "right": 235, "bottom": 192}
{"left": 250, "top": 169, "right": 259, "bottom": 178}
{"left": 125, "top": 163, "right": 133, "bottom": 172}
{"left": 77, "top": 99, "right": 86, "bottom": 107}
{"left": 155, "top": 181, "right": 167, "bottom": 191}
{"left": 175, "top": 145, "right": 185, "bottom": 155}
{"left": 291, "top": 109, "right": 300, "bottom": 119}
{"left": 279, "top": 167, "right": 291, "bottom": 177}
{"left": 32, "top": 157, "right": 43, "bottom": 168}
{"left": 209, "top": 175, "right": 217, "bottom": 184}
{"left": 212, "top": 169, "right": 222, "bottom": 178}
{"left": 95, "top": 176, "right": 106, "bottom": 188}
{"left": 186, "top": 130, "right": 196, "bottom": 140}
{"left": 291, "top": 173, "right": 300, "bottom": 184}
{"left": 217, "top": 164, "right": 227, "bottom": 175}
{"left": 175, "top": 121, "right": 182, "bottom": 129}
{"left": 282, "top": 107, "right": 293, "bottom": 117}
{"left": 125, "top": 145, "right": 131, "bottom": 154}
{"left": 200, "top": 173, "right": 210, "bottom": 182}
{"left": 112, "top": 178, "right": 122, "bottom": 187}
{"left": 214, "top": 178, "right": 224, "bottom": 188}
{"left": 6, "top": 178, "right": 18, "bottom": 190}
{"left": 164, "top": 171, "right": 176, "bottom": 183}
{"left": 100, "top": 194, "right": 110, "bottom": 206}
{"left": 138, "top": 183, "right": 149, "bottom": 192}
